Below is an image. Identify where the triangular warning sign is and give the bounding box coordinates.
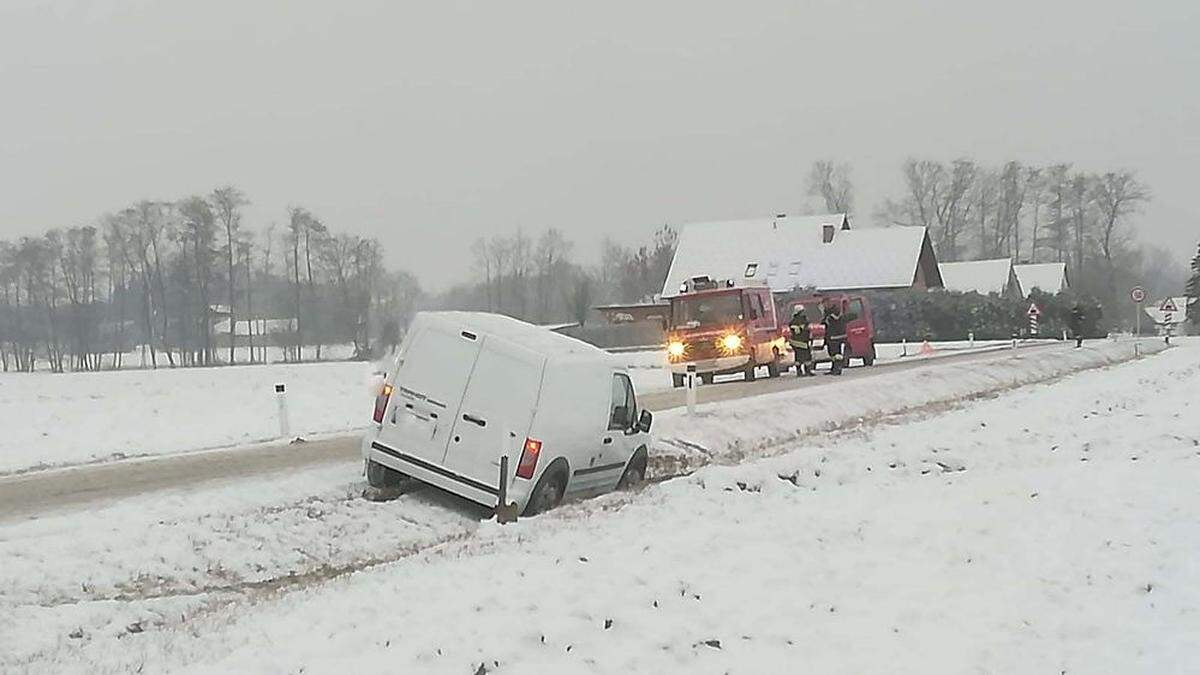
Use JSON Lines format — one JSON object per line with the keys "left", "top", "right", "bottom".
{"left": 1027, "top": 303, "right": 1041, "bottom": 316}
{"left": 1160, "top": 298, "right": 1179, "bottom": 312}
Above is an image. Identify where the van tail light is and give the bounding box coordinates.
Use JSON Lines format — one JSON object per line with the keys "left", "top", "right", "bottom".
{"left": 373, "top": 383, "right": 394, "bottom": 424}
{"left": 516, "top": 438, "right": 542, "bottom": 479}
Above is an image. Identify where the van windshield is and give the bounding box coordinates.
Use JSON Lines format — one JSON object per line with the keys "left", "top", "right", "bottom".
{"left": 671, "top": 293, "right": 743, "bottom": 328}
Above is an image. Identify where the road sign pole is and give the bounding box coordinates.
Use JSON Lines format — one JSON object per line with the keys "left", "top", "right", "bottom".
{"left": 1130, "top": 286, "right": 1146, "bottom": 356}
{"left": 1135, "top": 301, "right": 1142, "bottom": 356}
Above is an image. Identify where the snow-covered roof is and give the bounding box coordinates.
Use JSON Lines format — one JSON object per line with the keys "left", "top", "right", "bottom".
{"left": 1014, "top": 263, "right": 1069, "bottom": 295}
{"left": 938, "top": 259, "right": 1014, "bottom": 295}
{"left": 416, "top": 311, "right": 614, "bottom": 363}
{"left": 662, "top": 214, "right": 935, "bottom": 296}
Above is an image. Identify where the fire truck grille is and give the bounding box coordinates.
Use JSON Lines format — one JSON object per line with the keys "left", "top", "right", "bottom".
{"left": 687, "top": 340, "right": 723, "bottom": 361}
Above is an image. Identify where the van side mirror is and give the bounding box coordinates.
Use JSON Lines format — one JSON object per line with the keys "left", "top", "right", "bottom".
{"left": 637, "top": 410, "right": 653, "bottom": 433}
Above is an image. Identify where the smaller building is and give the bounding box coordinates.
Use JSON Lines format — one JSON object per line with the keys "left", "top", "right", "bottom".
{"left": 938, "top": 259, "right": 1022, "bottom": 298}
{"left": 1014, "top": 263, "right": 1070, "bottom": 296}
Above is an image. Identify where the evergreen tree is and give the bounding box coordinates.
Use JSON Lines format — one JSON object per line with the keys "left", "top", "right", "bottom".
{"left": 1187, "top": 241, "right": 1200, "bottom": 327}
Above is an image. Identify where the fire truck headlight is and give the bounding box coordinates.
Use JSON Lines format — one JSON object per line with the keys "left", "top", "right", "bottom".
{"left": 720, "top": 333, "right": 743, "bottom": 353}
{"left": 667, "top": 341, "right": 687, "bottom": 359}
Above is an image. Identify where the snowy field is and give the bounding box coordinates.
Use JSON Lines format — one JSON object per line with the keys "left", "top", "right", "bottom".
{"left": 0, "top": 338, "right": 1047, "bottom": 475}
{"left": 1, "top": 338, "right": 1191, "bottom": 672}
{"left": 0, "top": 360, "right": 381, "bottom": 475}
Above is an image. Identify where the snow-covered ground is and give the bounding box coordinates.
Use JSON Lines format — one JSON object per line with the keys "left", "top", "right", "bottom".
{"left": 2, "top": 338, "right": 1191, "bottom": 672}
{"left": 0, "top": 360, "right": 381, "bottom": 475}
{"left": 621, "top": 338, "right": 1049, "bottom": 392}
{"left": 0, "top": 338, "right": 1043, "bottom": 476}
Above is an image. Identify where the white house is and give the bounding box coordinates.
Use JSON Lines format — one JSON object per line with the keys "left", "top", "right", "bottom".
{"left": 661, "top": 213, "right": 943, "bottom": 297}
{"left": 1013, "top": 263, "right": 1070, "bottom": 296}
{"left": 938, "top": 259, "right": 1022, "bottom": 298}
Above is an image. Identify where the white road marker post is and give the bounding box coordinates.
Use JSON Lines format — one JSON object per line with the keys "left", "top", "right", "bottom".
{"left": 968, "top": 331, "right": 975, "bottom": 348}
{"left": 902, "top": 338, "right": 908, "bottom": 357}
{"left": 685, "top": 364, "right": 697, "bottom": 416}
{"left": 275, "top": 383, "right": 291, "bottom": 439}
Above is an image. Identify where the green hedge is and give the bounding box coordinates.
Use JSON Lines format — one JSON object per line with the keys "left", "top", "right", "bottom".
{"left": 862, "top": 289, "right": 1105, "bottom": 342}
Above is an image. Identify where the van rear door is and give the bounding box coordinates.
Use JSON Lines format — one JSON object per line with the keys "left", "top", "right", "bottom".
{"left": 380, "top": 322, "right": 482, "bottom": 464}
{"left": 442, "top": 336, "right": 546, "bottom": 489}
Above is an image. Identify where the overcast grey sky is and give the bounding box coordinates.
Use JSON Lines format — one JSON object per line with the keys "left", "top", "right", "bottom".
{"left": 1, "top": 0, "right": 1196, "bottom": 289}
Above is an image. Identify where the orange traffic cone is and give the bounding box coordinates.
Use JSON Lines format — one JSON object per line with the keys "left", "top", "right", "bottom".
{"left": 919, "top": 340, "right": 935, "bottom": 356}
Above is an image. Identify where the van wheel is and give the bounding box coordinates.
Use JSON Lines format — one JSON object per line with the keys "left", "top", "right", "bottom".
{"left": 617, "top": 450, "right": 648, "bottom": 490}
{"left": 863, "top": 342, "right": 876, "bottom": 366}
{"left": 744, "top": 364, "right": 757, "bottom": 382}
{"left": 767, "top": 351, "right": 781, "bottom": 378}
{"left": 523, "top": 464, "right": 567, "bottom": 516}
{"left": 366, "top": 459, "right": 405, "bottom": 489}
{"left": 672, "top": 373, "right": 685, "bottom": 388}
{"left": 700, "top": 373, "right": 714, "bottom": 385}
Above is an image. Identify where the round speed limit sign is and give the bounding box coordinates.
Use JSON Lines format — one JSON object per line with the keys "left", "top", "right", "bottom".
{"left": 1130, "top": 286, "right": 1146, "bottom": 303}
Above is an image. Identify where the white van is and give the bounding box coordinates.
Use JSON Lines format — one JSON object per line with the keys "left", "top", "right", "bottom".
{"left": 362, "top": 312, "right": 653, "bottom": 516}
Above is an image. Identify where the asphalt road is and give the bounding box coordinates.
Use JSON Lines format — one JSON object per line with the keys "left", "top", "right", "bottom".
{"left": 0, "top": 342, "right": 1059, "bottom": 522}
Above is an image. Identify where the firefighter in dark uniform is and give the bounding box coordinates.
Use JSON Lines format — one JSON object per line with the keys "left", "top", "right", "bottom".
{"left": 1069, "top": 303, "right": 1086, "bottom": 349}
{"left": 788, "top": 305, "right": 816, "bottom": 377}
{"left": 823, "top": 301, "right": 847, "bottom": 375}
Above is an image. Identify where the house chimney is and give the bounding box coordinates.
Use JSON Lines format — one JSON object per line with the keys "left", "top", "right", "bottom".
{"left": 822, "top": 224, "right": 835, "bottom": 244}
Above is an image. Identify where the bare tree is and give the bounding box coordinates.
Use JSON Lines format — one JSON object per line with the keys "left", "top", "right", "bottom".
{"left": 535, "top": 228, "right": 571, "bottom": 322}
{"left": 931, "top": 159, "right": 977, "bottom": 261}
{"left": 971, "top": 167, "right": 999, "bottom": 258}
{"left": 806, "top": 160, "right": 855, "bottom": 214}
{"left": 995, "top": 161, "right": 1026, "bottom": 259}
{"left": 565, "top": 271, "right": 595, "bottom": 325}
{"left": 211, "top": 186, "right": 249, "bottom": 364}
{"left": 487, "top": 235, "right": 511, "bottom": 312}
{"left": 1068, "top": 172, "right": 1093, "bottom": 280}
{"left": 178, "top": 196, "right": 218, "bottom": 365}
{"left": 1023, "top": 166, "right": 1044, "bottom": 263}
{"left": 1091, "top": 171, "right": 1150, "bottom": 297}
{"left": 303, "top": 215, "right": 327, "bottom": 359}
{"left": 470, "top": 238, "right": 493, "bottom": 311}
{"left": 1043, "top": 164, "right": 1072, "bottom": 263}
{"left": 286, "top": 207, "right": 309, "bottom": 361}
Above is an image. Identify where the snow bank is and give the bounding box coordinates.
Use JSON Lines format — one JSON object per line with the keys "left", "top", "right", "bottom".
{"left": 619, "top": 339, "right": 1052, "bottom": 393}
{"left": 0, "top": 361, "right": 377, "bottom": 474}
{"left": 648, "top": 339, "right": 1169, "bottom": 474}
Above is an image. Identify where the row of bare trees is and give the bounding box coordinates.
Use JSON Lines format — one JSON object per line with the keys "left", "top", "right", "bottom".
{"left": 0, "top": 187, "right": 419, "bottom": 372}
{"left": 445, "top": 225, "right": 678, "bottom": 324}
{"left": 877, "top": 159, "right": 1151, "bottom": 274}
{"left": 871, "top": 158, "right": 1190, "bottom": 324}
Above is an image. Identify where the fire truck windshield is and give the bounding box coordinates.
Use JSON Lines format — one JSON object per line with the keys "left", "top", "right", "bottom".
{"left": 670, "top": 293, "right": 744, "bottom": 328}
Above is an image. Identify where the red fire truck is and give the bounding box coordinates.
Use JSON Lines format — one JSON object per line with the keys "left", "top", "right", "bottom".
{"left": 784, "top": 293, "right": 877, "bottom": 366}
{"left": 665, "top": 276, "right": 791, "bottom": 386}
